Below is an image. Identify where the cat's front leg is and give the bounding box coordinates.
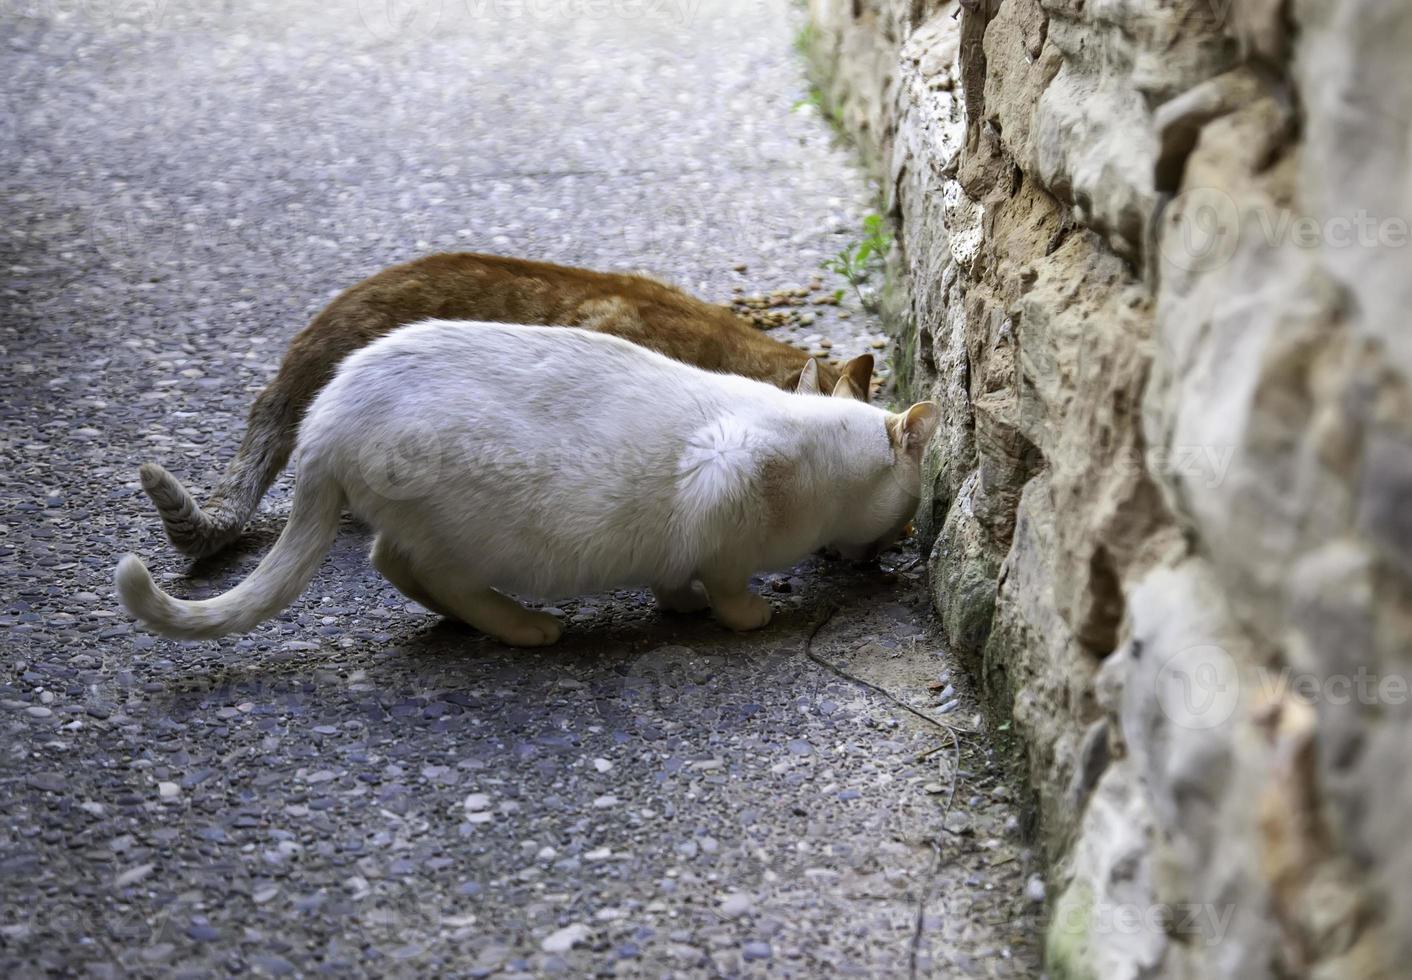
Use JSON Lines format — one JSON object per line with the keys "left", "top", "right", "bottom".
{"left": 652, "top": 580, "right": 710, "bottom": 614}
{"left": 699, "top": 568, "right": 773, "bottom": 632}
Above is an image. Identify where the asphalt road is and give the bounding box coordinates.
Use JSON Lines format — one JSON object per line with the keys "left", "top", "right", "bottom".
{"left": 1, "top": 2, "right": 1041, "bottom": 976}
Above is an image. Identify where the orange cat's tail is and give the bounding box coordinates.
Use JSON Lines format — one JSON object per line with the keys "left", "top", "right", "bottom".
{"left": 140, "top": 386, "right": 299, "bottom": 558}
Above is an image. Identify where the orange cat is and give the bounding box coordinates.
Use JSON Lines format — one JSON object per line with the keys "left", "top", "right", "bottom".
{"left": 142, "top": 253, "right": 872, "bottom": 559}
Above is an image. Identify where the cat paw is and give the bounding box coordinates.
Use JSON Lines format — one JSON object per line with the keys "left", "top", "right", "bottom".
{"left": 712, "top": 593, "right": 773, "bottom": 632}
{"left": 653, "top": 582, "right": 710, "bottom": 614}
{"left": 497, "top": 610, "right": 564, "bottom": 647}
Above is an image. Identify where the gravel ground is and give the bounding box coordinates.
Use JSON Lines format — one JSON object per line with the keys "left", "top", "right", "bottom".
{"left": 1, "top": 2, "right": 1042, "bottom": 976}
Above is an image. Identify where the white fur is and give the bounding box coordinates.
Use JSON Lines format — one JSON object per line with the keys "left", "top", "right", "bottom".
{"left": 116, "top": 321, "right": 936, "bottom": 645}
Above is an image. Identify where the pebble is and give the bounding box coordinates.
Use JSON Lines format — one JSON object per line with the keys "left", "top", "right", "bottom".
{"left": 541, "top": 923, "right": 590, "bottom": 954}
{"left": 141, "top": 944, "right": 175, "bottom": 963}
{"left": 158, "top": 781, "right": 180, "bottom": 799}
{"left": 251, "top": 955, "right": 295, "bottom": 976}
{"left": 114, "top": 863, "right": 154, "bottom": 888}
{"left": 27, "top": 773, "right": 65, "bottom": 793}
{"left": 1026, "top": 876, "right": 1046, "bottom": 904}
{"left": 742, "top": 941, "right": 773, "bottom": 961}
{"left": 463, "top": 793, "right": 492, "bottom": 812}
{"left": 719, "top": 893, "right": 753, "bottom": 918}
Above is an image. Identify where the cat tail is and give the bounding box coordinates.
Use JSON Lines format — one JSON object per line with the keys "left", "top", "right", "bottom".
{"left": 140, "top": 387, "right": 298, "bottom": 558}
{"left": 116, "top": 461, "right": 344, "bottom": 640}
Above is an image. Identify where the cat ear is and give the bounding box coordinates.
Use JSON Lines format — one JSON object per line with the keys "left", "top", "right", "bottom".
{"left": 795, "top": 358, "right": 821, "bottom": 395}
{"left": 831, "top": 354, "right": 874, "bottom": 401}
{"left": 887, "top": 402, "right": 940, "bottom": 461}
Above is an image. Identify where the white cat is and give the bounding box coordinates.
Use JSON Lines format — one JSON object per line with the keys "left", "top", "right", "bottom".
{"left": 116, "top": 321, "right": 939, "bottom": 646}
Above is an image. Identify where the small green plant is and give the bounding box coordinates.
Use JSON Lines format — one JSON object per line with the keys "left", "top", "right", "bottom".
{"left": 822, "top": 213, "right": 892, "bottom": 307}
{"left": 790, "top": 89, "right": 824, "bottom": 113}
{"left": 890, "top": 315, "right": 920, "bottom": 407}
{"left": 793, "top": 23, "right": 815, "bottom": 57}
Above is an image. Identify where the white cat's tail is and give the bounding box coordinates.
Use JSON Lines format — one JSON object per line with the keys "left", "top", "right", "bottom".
{"left": 116, "top": 464, "right": 344, "bottom": 640}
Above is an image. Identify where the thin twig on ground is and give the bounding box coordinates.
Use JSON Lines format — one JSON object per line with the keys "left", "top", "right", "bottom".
{"left": 800, "top": 605, "right": 975, "bottom": 740}
{"left": 797, "top": 605, "right": 968, "bottom": 979}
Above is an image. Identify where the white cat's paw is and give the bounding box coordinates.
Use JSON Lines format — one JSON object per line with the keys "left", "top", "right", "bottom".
{"left": 653, "top": 582, "right": 710, "bottom": 614}
{"left": 498, "top": 610, "right": 564, "bottom": 647}
{"left": 712, "top": 593, "right": 773, "bottom": 632}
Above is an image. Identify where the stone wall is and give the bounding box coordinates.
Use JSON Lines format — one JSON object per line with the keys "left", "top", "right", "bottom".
{"left": 805, "top": 1, "right": 1412, "bottom": 976}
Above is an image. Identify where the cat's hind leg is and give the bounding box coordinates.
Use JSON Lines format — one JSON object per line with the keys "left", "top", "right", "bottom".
{"left": 374, "top": 536, "right": 559, "bottom": 646}
{"left": 652, "top": 580, "right": 710, "bottom": 614}
{"left": 441, "top": 587, "right": 564, "bottom": 647}
{"left": 370, "top": 535, "right": 453, "bottom": 618}
{"left": 390, "top": 550, "right": 562, "bottom": 647}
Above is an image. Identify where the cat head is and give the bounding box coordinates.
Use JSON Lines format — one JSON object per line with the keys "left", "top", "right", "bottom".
{"left": 821, "top": 396, "right": 941, "bottom": 561}
{"left": 787, "top": 353, "right": 874, "bottom": 402}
